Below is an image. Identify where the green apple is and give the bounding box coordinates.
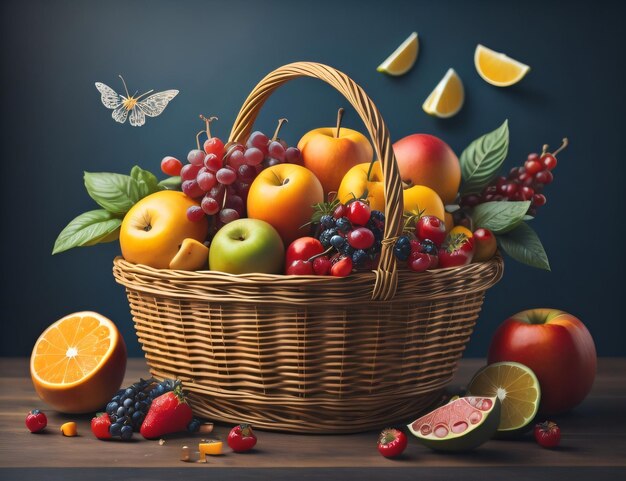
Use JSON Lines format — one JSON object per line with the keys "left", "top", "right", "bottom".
{"left": 209, "top": 219, "right": 284, "bottom": 274}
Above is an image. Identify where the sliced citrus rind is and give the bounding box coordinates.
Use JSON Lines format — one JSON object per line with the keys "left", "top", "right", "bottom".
{"left": 474, "top": 44, "right": 530, "bottom": 87}
{"left": 422, "top": 68, "right": 464, "bottom": 118}
{"left": 377, "top": 32, "right": 419, "bottom": 76}
{"left": 466, "top": 361, "right": 541, "bottom": 433}
{"left": 408, "top": 396, "right": 500, "bottom": 451}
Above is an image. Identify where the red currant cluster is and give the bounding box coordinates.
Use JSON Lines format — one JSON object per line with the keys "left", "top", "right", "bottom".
{"left": 460, "top": 138, "right": 568, "bottom": 216}
{"left": 161, "top": 116, "right": 302, "bottom": 231}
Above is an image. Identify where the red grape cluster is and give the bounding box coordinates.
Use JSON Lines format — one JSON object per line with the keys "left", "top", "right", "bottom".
{"left": 161, "top": 116, "right": 302, "bottom": 230}
{"left": 460, "top": 138, "right": 568, "bottom": 216}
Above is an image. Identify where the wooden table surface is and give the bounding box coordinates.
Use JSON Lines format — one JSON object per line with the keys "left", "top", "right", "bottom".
{"left": 1, "top": 357, "right": 624, "bottom": 480}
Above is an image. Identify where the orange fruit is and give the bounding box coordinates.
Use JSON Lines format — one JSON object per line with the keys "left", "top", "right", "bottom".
{"left": 120, "top": 190, "right": 208, "bottom": 269}
{"left": 474, "top": 44, "right": 530, "bottom": 87}
{"left": 60, "top": 422, "right": 78, "bottom": 436}
{"left": 30, "top": 311, "right": 127, "bottom": 413}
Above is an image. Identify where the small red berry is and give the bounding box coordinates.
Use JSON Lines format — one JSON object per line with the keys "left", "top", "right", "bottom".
{"left": 161, "top": 156, "right": 183, "bottom": 176}
{"left": 534, "top": 421, "right": 561, "bottom": 449}
{"left": 347, "top": 228, "right": 375, "bottom": 250}
{"left": 416, "top": 216, "right": 447, "bottom": 246}
{"left": 535, "top": 170, "right": 554, "bottom": 185}
{"left": 541, "top": 153, "right": 558, "bottom": 170}
{"left": 312, "top": 256, "right": 332, "bottom": 275}
{"left": 25, "top": 409, "right": 47, "bottom": 433}
{"left": 330, "top": 257, "right": 353, "bottom": 277}
{"left": 204, "top": 137, "right": 225, "bottom": 157}
{"left": 333, "top": 204, "right": 347, "bottom": 219}
{"left": 346, "top": 201, "right": 371, "bottom": 226}
{"left": 286, "top": 260, "right": 314, "bottom": 275}
{"left": 408, "top": 252, "right": 431, "bottom": 272}
{"left": 532, "top": 193, "right": 547, "bottom": 207}
{"left": 524, "top": 159, "right": 543, "bottom": 175}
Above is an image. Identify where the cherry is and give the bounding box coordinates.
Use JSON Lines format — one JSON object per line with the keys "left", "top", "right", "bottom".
{"left": 346, "top": 201, "right": 371, "bottom": 226}
{"left": 330, "top": 257, "right": 353, "bottom": 277}
{"left": 503, "top": 183, "right": 519, "bottom": 196}
{"left": 535, "top": 170, "right": 553, "bottom": 185}
{"left": 524, "top": 159, "right": 543, "bottom": 175}
{"left": 408, "top": 252, "right": 431, "bottom": 272}
{"left": 347, "top": 228, "right": 375, "bottom": 250}
{"left": 520, "top": 186, "right": 535, "bottom": 200}
{"left": 313, "top": 256, "right": 332, "bottom": 275}
{"left": 460, "top": 194, "right": 481, "bottom": 207}
{"left": 532, "top": 193, "right": 547, "bottom": 207}
{"left": 333, "top": 204, "right": 347, "bottom": 220}
{"left": 286, "top": 260, "right": 314, "bottom": 275}
{"left": 541, "top": 153, "right": 557, "bottom": 170}
{"left": 526, "top": 153, "right": 540, "bottom": 162}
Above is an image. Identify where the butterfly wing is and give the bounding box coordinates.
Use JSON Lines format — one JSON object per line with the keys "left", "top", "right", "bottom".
{"left": 95, "top": 82, "right": 123, "bottom": 109}
{"left": 129, "top": 106, "right": 146, "bottom": 127}
{"left": 137, "top": 90, "right": 179, "bottom": 117}
{"left": 112, "top": 105, "right": 129, "bottom": 124}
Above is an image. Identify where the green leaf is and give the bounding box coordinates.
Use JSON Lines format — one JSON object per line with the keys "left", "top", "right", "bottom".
{"left": 52, "top": 210, "right": 122, "bottom": 254}
{"left": 130, "top": 165, "right": 161, "bottom": 198}
{"left": 497, "top": 222, "right": 550, "bottom": 271}
{"left": 460, "top": 120, "right": 509, "bottom": 195}
{"left": 84, "top": 172, "right": 139, "bottom": 214}
{"left": 472, "top": 201, "right": 530, "bottom": 234}
{"left": 158, "top": 176, "right": 182, "bottom": 190}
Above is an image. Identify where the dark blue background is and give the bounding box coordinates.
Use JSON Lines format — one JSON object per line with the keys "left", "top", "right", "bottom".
{"left": 1, "top": 0, "right": 624, "bottom": 357}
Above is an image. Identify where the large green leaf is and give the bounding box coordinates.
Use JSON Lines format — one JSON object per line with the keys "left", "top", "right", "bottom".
{"left": 158, "top": 176, "right": 182, "bottom": 190}
{"left": 131, "top": 165, "right": 161, "bottom": 198}
{"left": 472, "top": 201, "right": 530, "bottom": 234}
{"left": 460, "top": 120, "right": 509, "bottom": 195}
{"left": 52, "top": 210, "right": 122, "bottom": 254}
{"left": 84, "top": 172, "right": 139, "bottom": 214}
{"left": 497, "top": 222, "right": 550, "bottom": 271}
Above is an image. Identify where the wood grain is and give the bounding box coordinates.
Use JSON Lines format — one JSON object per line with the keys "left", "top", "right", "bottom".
{"left": 0, "top": 357, "right": 624, "bottom": 479}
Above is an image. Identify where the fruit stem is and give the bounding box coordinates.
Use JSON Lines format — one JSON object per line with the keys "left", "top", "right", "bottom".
{"left": 222, "top": 187, "right": 228, "bottom": 210}
{"left": 541, "top": 144, "right": 549, "bottom": 156}
{"left": 272, "top": 118, "right": 288, "bottom": 141}
{"left": 552, "top": 138, "right": 569, "bottom": 157}
{"left": 335, "top": 108, "right": 345, "bottom": 138}
{"left": 195, "top": 130, "right": 205, "bottom": 150}
{"left": 200, "top": 115, "right": 218, "bottom": 139}
{"left": 307, "top": 246, "right": 335, "bottom": 262}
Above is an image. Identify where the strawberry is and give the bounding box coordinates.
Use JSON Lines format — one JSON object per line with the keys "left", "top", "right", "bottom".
{"left": 140, "top": 383, "right": 193, "bottom": 439}
{"left": 91, "top": 412, "right": 112, "bottom": 440}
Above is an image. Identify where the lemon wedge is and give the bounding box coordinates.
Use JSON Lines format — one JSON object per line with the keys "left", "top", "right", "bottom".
{"left": 422, "top": 68, "right": 464, "bottom": 118}
{"left": 377, "top": 32, "right": 419, "bottom": 76}
{"left": 474, "top": 44, "right": 530, "bottom": 87}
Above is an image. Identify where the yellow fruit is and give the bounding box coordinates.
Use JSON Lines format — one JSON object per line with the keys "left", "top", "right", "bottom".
{"left": 199, "top": 440, "right": 223, "bottom": 459}
{"left": 449, "top": 225, "right": 473, "bottom": 239}
{"left": 120, "top": 190, "right": 208, "bottom": 269}
{"left": 60, "top": 422, "right": 77, "bottom": 437}
{"left": 338, "top": 162, "right": 445, "bottom": 220}
{"left": 169, "top": 238, "right": 209, "bottom": 270}
{"left": 423, "top": 68, "right": 464, "bottom": 118}
{"left": 474, "top": 44, "right": 530, "bottom": 87}
{"left": 377, "top": 32, "right": 419, "bottom": 76}
{"left": 30, "top": 311, "right": 127, "bottom": 413}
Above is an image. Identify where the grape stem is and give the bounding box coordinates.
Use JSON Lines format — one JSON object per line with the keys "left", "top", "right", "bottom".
{"left": 273, "top": 118, "right": 288, "bottom": 141}
{"left": 200, "top": 115, "right": 218, "bottom": 139}
{"left": 335, "top": 108, "right": 345, "bottom": 138}
{"left": 552, "top": 138, "right": 569, "bottom": 157}
{"left": 195, "top": 130, "right": 205, "bottom": 150}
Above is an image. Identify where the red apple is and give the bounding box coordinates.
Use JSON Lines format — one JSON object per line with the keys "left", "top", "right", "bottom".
{"left": 393, "top": 133, "right": 461, "bottom": 205}
{"left": 488, "top": 309, "right": 597, "bottom": 415}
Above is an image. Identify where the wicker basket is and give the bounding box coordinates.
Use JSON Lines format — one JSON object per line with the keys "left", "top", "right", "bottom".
{"left": 113, "top": 62, "right": 504, "bottom": 433}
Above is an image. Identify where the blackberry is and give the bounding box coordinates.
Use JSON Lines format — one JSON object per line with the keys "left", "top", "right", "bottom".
{"left": 393, "top": 236, "right": 411, "bottom": 261}
{"left": 320, "top": 214, "right": 335, "bottom": 229}
{"left": 319, "top": 228, "right": 338, "bottom": 248}
{"left": 370, "top": 210, "right": 385, "bottom": 223}
{"left": 352, "top": 249, "right": 368, "bottom": 267}
{"left": 342, "top": 244, "right": 355, "bottom": 257}
{"left": 335, "top": 217, "right": 352, "bottom": 233}
{"left": 104, "top": 377, "right": 179, "bottom": 440}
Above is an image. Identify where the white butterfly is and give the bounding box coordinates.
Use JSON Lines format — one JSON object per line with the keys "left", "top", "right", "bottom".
{"left": 95, "top": 75, "right": 178, "bottom": 127}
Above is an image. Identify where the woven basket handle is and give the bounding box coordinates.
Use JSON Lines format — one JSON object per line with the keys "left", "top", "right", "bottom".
{"left": 229, "top": 62, "right": 404, "bottom": 301}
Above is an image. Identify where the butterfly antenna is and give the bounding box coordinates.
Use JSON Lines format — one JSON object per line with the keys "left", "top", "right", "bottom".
{"left": 118, "top": 75, "right": 131, "bottom": 98}
{"left": 135, "top": 89, "right": 155, "bottom": 101}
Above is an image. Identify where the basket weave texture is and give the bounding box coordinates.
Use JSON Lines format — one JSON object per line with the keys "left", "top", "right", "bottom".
{"left": 113, "top": 62, "right": 504, "bottom": 433}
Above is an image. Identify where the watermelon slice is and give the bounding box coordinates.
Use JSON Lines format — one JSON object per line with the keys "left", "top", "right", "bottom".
{"left": 407, "top": 396, "right": 500, "bottom": 451}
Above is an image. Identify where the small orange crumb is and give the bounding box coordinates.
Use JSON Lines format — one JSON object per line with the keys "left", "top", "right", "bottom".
{"left": 199, "top": 440, "right": 223, "bottom": 460}
{"left": 60, "top": 422, "right": 77, "bottom": 437}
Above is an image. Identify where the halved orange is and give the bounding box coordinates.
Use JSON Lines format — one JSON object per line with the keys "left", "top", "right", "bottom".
{"left": 30, "top": 311, "right": 127, "bottom": 413}
{"left": 474, "top": 44, "right": 530, "bottom": 87}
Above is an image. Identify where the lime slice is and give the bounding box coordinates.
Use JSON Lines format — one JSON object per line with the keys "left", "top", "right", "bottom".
{"left": 377, "top": 32, "right": 419, "bottom": 76}
{"left": 466, "top": 362, "right": 540, "bottom": 433}
{"left": 422, "top": 68, "right": 464, "bottom": 118}
{"left": 474, "top": 44, "right": 530, "bottom": 87}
